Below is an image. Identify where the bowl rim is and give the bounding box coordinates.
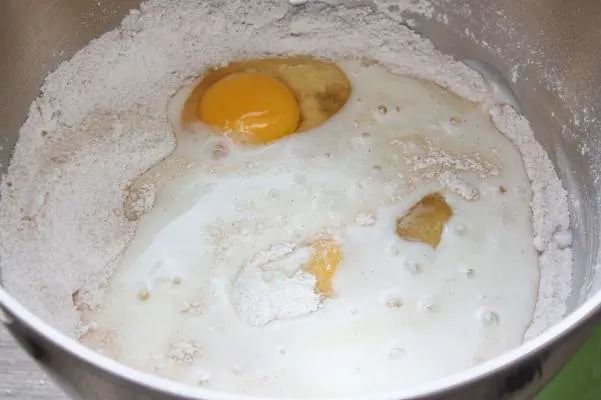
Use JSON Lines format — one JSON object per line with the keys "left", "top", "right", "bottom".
{"left": 1, "top": 286, "right": 601, "bottom": 399}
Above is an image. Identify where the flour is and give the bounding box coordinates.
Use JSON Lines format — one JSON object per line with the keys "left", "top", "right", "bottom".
{"left": 166, "top": 341, "right": 203, "bottom": 364}
{"left": 124, "top": 182, "right": 156, "bottom": 221}
{"left": 399, "top": 135, "right": 495, "bottom": 201}
{"left": 438, "top": 171, "right": 480, "bottom": 201}
{"left": 231, "top": 244, "right": 321, "bottom": 326}
{"left": 490, "top": 105, "right": 572, "bottom": 339}
{"left": 0, "top": 0, "right": 570, "bottom": 366}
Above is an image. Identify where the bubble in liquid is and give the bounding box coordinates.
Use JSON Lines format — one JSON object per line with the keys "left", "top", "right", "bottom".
{"left": 388, "top": 347, "right": 406, "bottom": 359}
{"left": 137, "top": 290, "right": 150, "bottom": 301}
{"left": 403, "top": 259, "right": 421, "bottom": 274}
{"left": 385, "top": 297, "right": 403, "bottom": 308}
{"left": 388, "top": 242, "right": 402, "bottom": 257}
{"left": 266, "top": 188, "right": 280, "bottom": 199}
{"left": 380, "top": 291, "right": 403, "bottom": 308}
{"left": 461, "top": 267, "right": 475, "bottom": 278}
{"left": 476, "top": 308, "right": 500, "bottom": 326}
{"left": 418, "top": 296, "right": 438, "bottom": 312}
{"left": 454, "top": 224, "right": 467, "bottom": 236}
{"left": 211, "top": 142, "right": 229, "bottom": 160}
{"left": 376, "top": 104, "right": 388, "bottom": 114}
{"left": 195, "top": 369, "right": 211, "bottom": 384}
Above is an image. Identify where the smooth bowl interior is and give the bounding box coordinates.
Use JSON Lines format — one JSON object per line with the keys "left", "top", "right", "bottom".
{"left": 1, "top": 0, "right": 601, "bottom": 398}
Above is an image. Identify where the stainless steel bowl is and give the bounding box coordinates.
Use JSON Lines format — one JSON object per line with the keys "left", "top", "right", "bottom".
{"left": 1, "top": 0, "right": 601, "bottom": 399}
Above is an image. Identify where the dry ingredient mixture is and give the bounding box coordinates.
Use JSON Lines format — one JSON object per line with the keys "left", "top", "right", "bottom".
{"left": 0, "top": 0, "right": 571, "bottom": 393}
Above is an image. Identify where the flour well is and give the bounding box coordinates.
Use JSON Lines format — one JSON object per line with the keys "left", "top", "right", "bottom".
{"left": 0, "top": 0, "right": 571, "bottom": 395}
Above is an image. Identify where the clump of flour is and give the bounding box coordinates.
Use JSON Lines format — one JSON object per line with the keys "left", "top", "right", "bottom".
{"left": 231, "top": 243, "right": 323, "bottom": 326}
{"left": 0, "top": 0, "right": 570, "bottom": 349}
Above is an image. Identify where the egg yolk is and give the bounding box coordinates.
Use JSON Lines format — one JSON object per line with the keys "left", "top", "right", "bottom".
{"left": 305, "top": 238, "right": 343, "bottom": 297}
{"left": 396, "top": 193, "right": 453, "bottom": 248}
{"left": 198, "top": 72, "right": 300, "bottom": 144}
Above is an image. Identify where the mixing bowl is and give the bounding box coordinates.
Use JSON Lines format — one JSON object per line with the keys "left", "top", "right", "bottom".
{"left": 1, "top": 0, "right": 601, "bottom": 399}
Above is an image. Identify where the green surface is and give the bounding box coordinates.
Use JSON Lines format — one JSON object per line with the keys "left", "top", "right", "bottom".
{"left": 536, "top": 324, "right": 601, "bottom": 400}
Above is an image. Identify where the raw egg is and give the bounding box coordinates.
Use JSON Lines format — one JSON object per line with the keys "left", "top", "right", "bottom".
{"left": 197, "top": 72, "right": 300, "bottom": 144}
{"left": 305, "top": 237, "right": 343, "bottom": 297}
{"left": 396, "top": 193, "right": 453, "bottom": 248}
{"left": 182, "top": 57, "right": 352, "bottom": 144}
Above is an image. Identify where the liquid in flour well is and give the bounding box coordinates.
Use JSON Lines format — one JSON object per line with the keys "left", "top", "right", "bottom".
{"left": 78, "top": 58, "right": 540, "bottom": 397}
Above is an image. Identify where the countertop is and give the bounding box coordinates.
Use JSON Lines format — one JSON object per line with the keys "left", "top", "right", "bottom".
{"left": 0, "top": 326, "right": 66, "bottom": 399}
